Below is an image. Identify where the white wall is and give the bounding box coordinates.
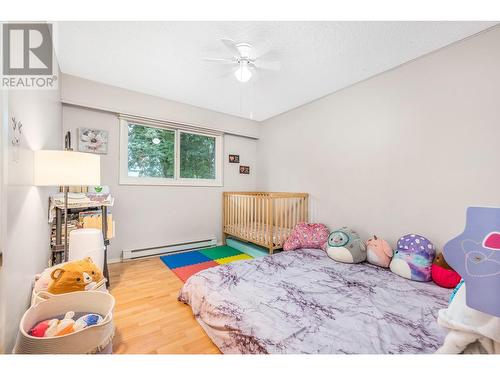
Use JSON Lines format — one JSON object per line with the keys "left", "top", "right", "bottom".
{"left": 62, "top": 76, "right": 260, "bottom": 261}
{"left": 258, "top": 27, "right": 500, "bottom": 250}
{"left": 62, "top": 74, "right": 259, "bottom": 139}
{"left": 0, "top": 80, "right": 62, "bottom": 352}
{"left": 0, "top": 81, "right": 5, "bottom": 354}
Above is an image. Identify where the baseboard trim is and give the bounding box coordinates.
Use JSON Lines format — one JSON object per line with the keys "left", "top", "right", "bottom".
{"left": 107, "top": 241, "right": 224, "bottom": 265}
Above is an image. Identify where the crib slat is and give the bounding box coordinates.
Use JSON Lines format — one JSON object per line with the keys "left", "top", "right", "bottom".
{"left": 264, "top": 196, "right": 268, "bottom": 245}
{"left": 304, "top": 196, "right": 309, "bottom": 222}
{"left": 242, "top": 195, "right": 245, "bottom": 239}
{"left": 223, "top": 194, "right": 226, "bottom": 243}
{"left": 240, "top": 195, "right": 243, "bottom": 238}
{"left": 253, "top": 195, "right": 257, "bottom": 241}
{"left": 293, "top": 199, "right": 297, "bottom": 227}
{"left": 258, "top": 196, "right": 262, "bottom": 244}
{"left": 298, "top": 198, "right": 303, "bottom": 223}
{"left": 235, "top": 195, "right": 239, "bottom": 236}
{"left": 269, "top": 196, "right": 274, "bottom": 253}
{"left": 280, "top": 198, "right": 284, "bottom": 246}
{"left": 286, "top": 198, "right": 289, "bottom": 240}
{"left": 244, "top": 195, "right": 248, "bottom": 240}
{"left": 233, "top": 195, "right": 236, "bottom": 236}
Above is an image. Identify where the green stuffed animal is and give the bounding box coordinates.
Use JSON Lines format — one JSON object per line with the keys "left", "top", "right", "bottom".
{"left": 326, "top": 227, "right": 367, "bottom": 263}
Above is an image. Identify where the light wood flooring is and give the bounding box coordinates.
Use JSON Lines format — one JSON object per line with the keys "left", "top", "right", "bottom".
{"left": 109, "top": 257, "right": 220, "bottom": 354}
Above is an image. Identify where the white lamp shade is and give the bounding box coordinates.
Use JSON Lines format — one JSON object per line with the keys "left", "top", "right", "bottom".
{"left": 34, "top": 150, "right": 101, "bottom": 186}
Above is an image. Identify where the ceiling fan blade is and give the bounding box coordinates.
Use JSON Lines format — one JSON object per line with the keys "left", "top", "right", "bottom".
{"left": 220, "top": 39, "right": 241, "bottom": 57}
{"left": 254, "top": 60, "right": 281, "bottom": 71}
{"left": 204, "top": 57, "right": 236, "bottom": 64}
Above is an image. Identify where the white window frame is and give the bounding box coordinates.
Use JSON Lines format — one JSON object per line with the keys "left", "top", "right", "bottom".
{"left": 119, "top": 118, "right": 223, "bottom": 187}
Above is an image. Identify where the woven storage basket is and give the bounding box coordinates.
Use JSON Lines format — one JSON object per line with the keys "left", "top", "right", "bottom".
{"left": 31, "top": 279, "right": 108, "bottom": 306}
{"left": 14, "top": 291, "right": 115, "bottom": 354}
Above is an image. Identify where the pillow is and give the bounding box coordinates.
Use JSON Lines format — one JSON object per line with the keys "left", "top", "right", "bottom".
{"left": 283, "top": 222, "right": 329, "bottom": 251}
{"left": 389, "top": 234, "right": 435, "bottom": 282}
{"left": 326, "top": 227, "right": 366, "bottom": 263}
{"left": 365, "top": 235, "right": 393, "bottom": 268}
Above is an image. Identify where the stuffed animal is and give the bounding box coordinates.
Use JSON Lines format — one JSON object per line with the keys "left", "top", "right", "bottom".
{"left": 28, "top": 320, "right": 51, "bottom": 337}
{"left": 29, "top": 311, "right": 104, "bottom": 338}
{"left": 431, "top": 253, "right": 461, "bottom": 288}
{"left": 283, "top": 222, "right": 330, "bottom": 251}
{"left": 74, "top": 314, "right": 103, "bottom": 331}
{"left": 326, "top": 227, "right": 366, "bottom": 263}
{"left": 365, "top": 235, "right": 393, "bottom": 267}
{"left": 390, "top": 234, "right": 435, "bottom": 281}
{"left": 45, "top": 311, "right": 77, "bottom": 337}
{"left": 47, "top": 257, "right": 104, "bottom": 295}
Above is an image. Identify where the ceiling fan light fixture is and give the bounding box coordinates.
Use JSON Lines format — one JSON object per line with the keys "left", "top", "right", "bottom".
{"left": 234, "top": 61, "right": 252, "bottom": 83}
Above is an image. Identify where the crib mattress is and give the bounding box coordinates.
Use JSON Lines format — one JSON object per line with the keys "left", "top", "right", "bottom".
{"left": 224, "top": 222, "right": 292, "bottom": 246}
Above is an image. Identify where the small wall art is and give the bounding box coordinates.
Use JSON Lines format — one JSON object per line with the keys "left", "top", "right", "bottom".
{"left": 239, "top": 165, "right": 250, "bottom": 174}
{"left": 229, "top": 154, "right": 240, "bottom": 163}
{"left": 78, "top": 127, "right": 109, "bottom": 154}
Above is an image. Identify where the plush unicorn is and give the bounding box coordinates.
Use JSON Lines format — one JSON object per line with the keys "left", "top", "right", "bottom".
{"left": 365, "top": 235, "right": 393, "bottom": 268}
{"left": 390, "top": 234, "right": 436, "bottom": 281}
{"left": 326, "top": 227, "right": 366, "bottom": 263}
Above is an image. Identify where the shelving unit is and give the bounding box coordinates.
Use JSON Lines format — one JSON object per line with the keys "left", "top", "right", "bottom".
{"left": 50, "top": 200, "right": 113, "bottom": 287}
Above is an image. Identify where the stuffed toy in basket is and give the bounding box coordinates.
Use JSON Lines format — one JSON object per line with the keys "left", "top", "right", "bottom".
{"left": 32, "top": 257, "right": 106, "bottom": 306}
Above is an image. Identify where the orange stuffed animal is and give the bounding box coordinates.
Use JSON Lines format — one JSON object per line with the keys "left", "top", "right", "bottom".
{"left": 47, "top": 257, "right": 104, "bottom": 294}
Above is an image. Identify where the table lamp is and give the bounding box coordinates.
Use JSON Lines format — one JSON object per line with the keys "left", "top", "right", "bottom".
{"left": 34, "top": 150, "right": 101, "bottom": 261}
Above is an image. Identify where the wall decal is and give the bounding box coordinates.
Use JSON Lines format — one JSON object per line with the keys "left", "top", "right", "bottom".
{"left": 229, "top": 154, "right": 240, "bottom": 163}
{"left": 11, "top": 117, "right": 23, "bottom": 162}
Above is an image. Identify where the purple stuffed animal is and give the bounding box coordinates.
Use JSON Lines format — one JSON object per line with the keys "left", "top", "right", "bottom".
{"left": 390, "top": 234, "right": 436, "bottom": 281}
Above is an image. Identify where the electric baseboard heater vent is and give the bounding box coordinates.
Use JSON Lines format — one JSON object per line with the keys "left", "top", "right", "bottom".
{"left": 122, "top": 237, "right": 217, "bottom": 260}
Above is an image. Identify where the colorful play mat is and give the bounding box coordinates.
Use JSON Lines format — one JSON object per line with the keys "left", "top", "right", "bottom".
{"left": 160, "top": 245, "right": 254, "bottom": 282}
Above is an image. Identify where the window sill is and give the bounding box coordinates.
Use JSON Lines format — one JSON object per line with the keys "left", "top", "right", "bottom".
{"left": 119, "top": 177, "right": 223, "bottom": 187}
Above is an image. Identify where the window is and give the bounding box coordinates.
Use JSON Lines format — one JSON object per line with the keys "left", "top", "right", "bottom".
{"left": 179, "top": 132, "right": 216, "bottom": 179}
{"left": 120, "top": 119, "right": 223, "bottom": 186}
{"left": 127, "top": 124, "right": 175, "bottom": 179}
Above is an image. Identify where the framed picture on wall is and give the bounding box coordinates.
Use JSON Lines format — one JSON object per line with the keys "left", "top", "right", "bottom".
{"left": 239, "top": 165, "right": 250, "bottom": 174}
{"left": 229, "top": 154, "right": 240, "bottom": 163}
{"left": 78, "top": 127, "right": 109, "bottom": 154}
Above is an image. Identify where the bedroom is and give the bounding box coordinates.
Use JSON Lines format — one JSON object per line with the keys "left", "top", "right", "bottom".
{"left": 1, "top": 0, "right": 499, "bottom": 372}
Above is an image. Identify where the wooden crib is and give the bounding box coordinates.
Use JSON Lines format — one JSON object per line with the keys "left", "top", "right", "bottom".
{"left": 222, "top": 192, "right": 309, "bottom": 254}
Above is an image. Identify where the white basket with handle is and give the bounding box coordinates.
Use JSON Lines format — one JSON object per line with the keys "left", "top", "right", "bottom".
{"left": 14, "top": 291, "right": 115, "bottom": 354}
{"left": 31, "top": 278, "right": 108, "bottom": 306}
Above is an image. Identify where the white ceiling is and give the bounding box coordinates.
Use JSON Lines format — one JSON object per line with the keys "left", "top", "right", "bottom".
{"left": 56, "top": 21, "right": 497, "bottom": 121}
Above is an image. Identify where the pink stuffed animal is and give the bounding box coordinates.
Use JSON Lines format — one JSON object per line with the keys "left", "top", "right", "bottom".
{"left": 365, "top": 235, "right": 393, "bottom": 268}
{"left": 283, "top": 222, "right": 329, "bottom": 251}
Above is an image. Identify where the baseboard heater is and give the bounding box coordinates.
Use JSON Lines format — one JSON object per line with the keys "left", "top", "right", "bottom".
{"left": 122, "top": 237, "right": 217, "bottom": 260}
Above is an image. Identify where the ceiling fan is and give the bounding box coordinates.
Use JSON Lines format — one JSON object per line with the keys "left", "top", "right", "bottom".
{"left": 204, "top": 39, "right": 281, "bottom": 83}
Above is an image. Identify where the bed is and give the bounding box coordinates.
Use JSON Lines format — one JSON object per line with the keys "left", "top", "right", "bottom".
{"left": 178, "top": 248, "right": 450, "bottom": 354}
{"left": 223, "top": 192, "right": 308, "bottom": 254}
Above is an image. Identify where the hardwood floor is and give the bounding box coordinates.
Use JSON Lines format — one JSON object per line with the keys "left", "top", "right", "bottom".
{"left": 108, "top": 257, "right": 220, "bottom": 354}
